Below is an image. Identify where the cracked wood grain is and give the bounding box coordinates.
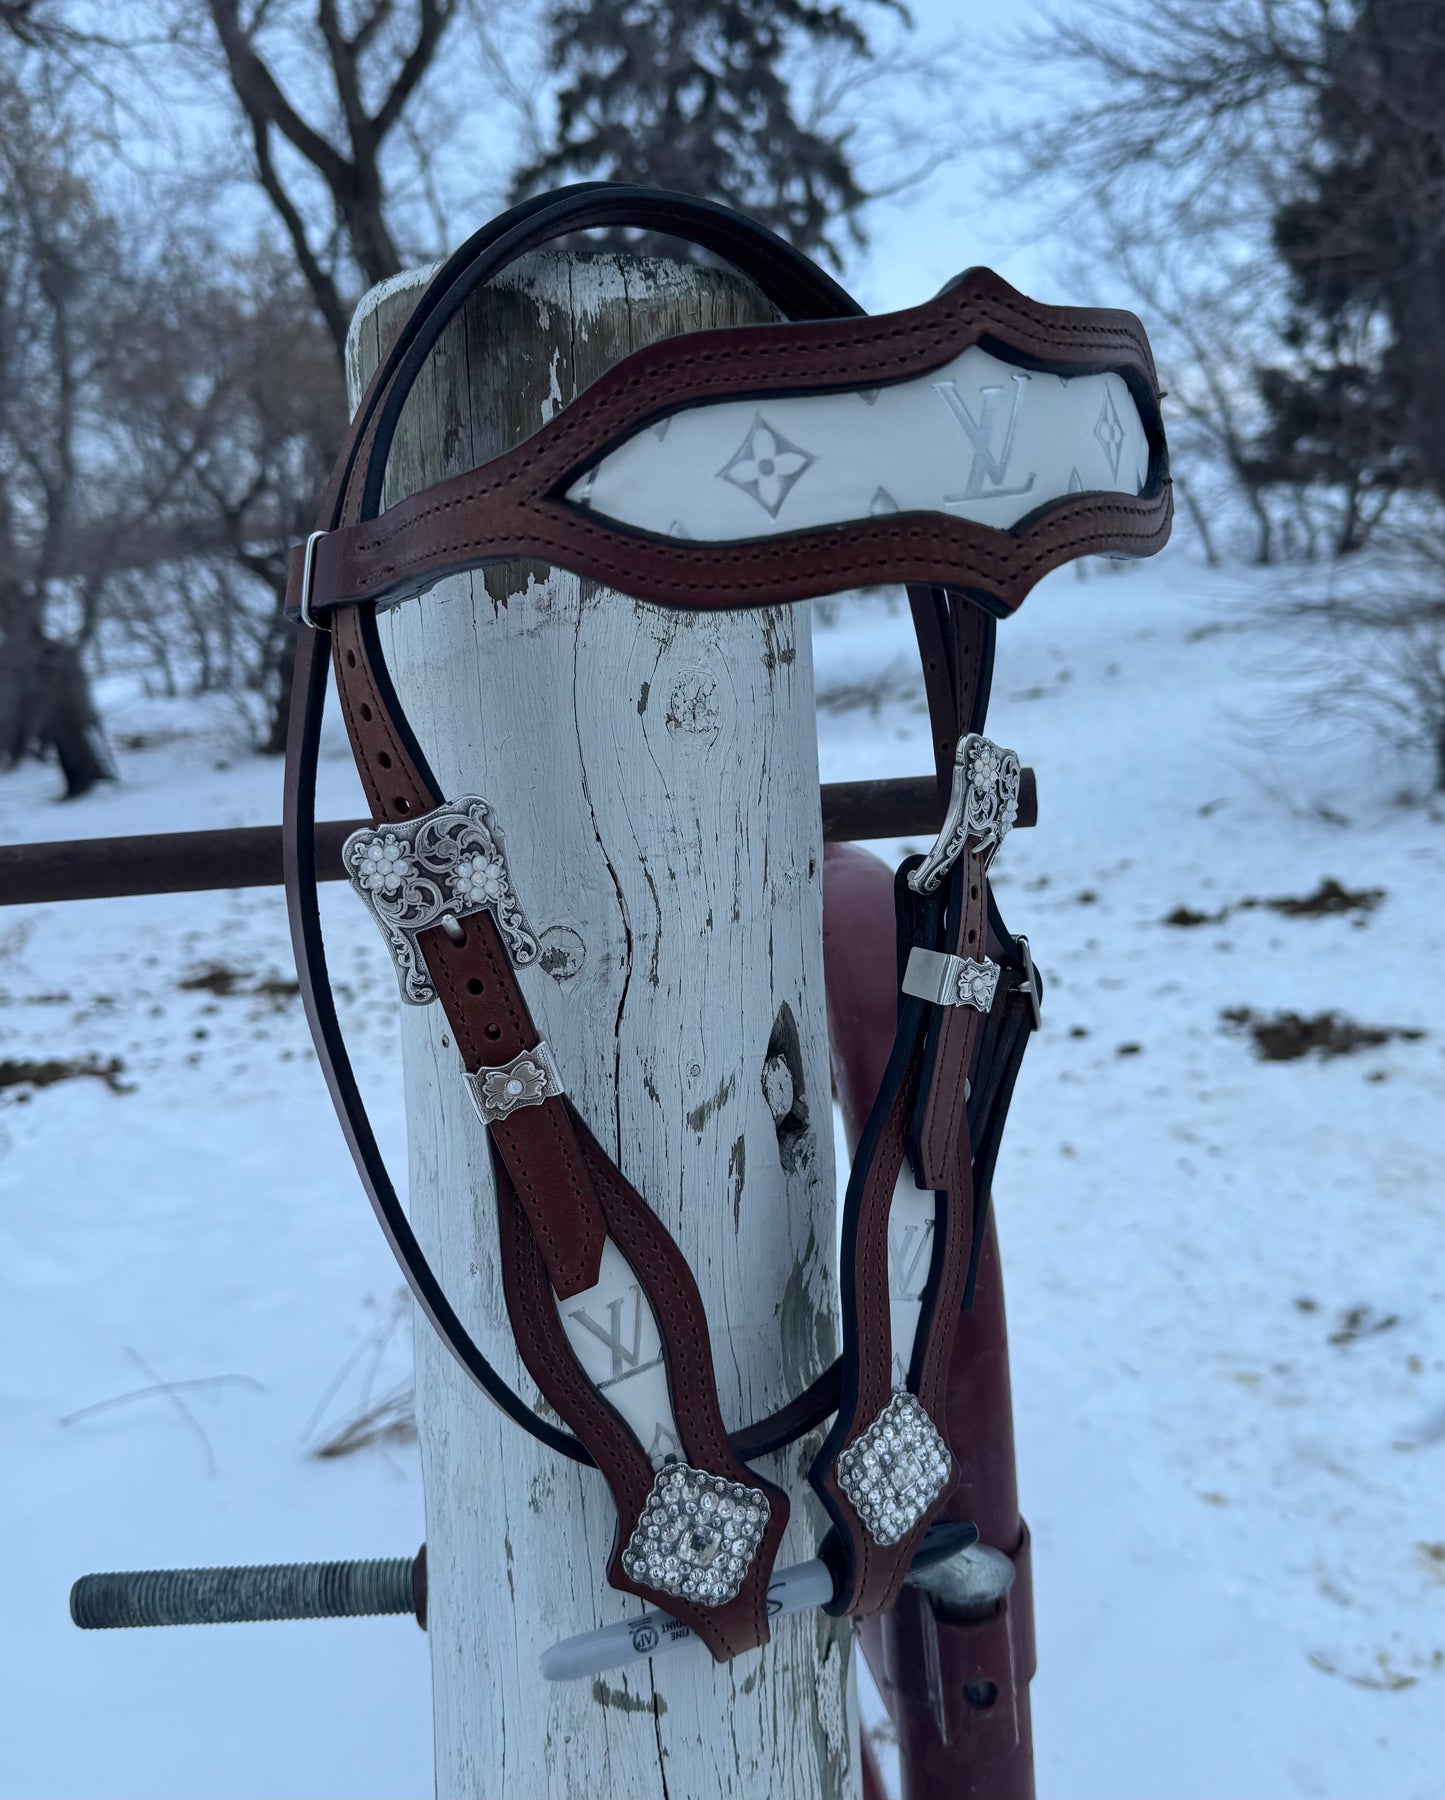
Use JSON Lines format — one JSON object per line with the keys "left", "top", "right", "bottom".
{"left": 348, "top": 251, "right": 857, "bottom": 1800}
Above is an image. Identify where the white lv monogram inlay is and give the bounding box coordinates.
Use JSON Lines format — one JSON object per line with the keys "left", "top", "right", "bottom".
{"left": 567, "top": 1285, "right": 664, "bottom": 1389}
{"left": 935, "top": 371, "right": 1037, "bottom": 503}
{"left": 888, "top": 1220, "right": 935, "bottom": 1300}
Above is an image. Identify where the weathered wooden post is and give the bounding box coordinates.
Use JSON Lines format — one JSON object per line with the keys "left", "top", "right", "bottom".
{"left": 346, "top": 253, "right": 857, "bottom": 1798}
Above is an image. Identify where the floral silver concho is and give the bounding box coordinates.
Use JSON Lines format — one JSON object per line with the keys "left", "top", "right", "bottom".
{"left": 952, "top": 956, "right": 1001, "bottom": 1011}
{"left": 466, "top": 1043, "right": 564, "bottom": 1125}
{"left": 908, "top": 733, "right": 1021, "bottom": 895}
{"left": 344, "top": 797, "right": 538, "bottom": 1005}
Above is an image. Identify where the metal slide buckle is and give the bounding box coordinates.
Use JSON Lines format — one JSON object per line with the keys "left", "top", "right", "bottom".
{"left": 1016, "top": 934, "right": 1043, "bottom": 1031}
{"left": 908, "top": 734, "right": 1021, "bottom": 895}
{"left": 467, "top": 1041, "right": 565, "bottom": 1124}
{"left": 297, "top": 529, "right": 328, "bottom": 629}
{"left": 901, "top": 947, "right": 1001, "bottom": 1012}
{"left": 344, "top": 796, "right": 539, "bottom": 1005}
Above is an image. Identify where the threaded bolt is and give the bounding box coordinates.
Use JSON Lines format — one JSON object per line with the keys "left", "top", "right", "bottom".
{"left": 71, "top": 1554, "right": 423, "bottom": 1630}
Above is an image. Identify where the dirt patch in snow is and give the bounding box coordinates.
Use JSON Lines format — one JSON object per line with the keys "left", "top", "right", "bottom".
{"left": 1164, "top": 877, "right": 1385, "bottom": 929}
{"left": 179, "top": 963, "right": 299, "bottom": 1001}
{"left": 0, "top": 1055, "right": 131, "bottom": 1094}
{"left": 1221, "top": 1007, "right": 1425, "bottom": 1061}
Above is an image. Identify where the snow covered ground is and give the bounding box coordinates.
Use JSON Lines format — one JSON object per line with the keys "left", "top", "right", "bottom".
{"left": 1, "top": 546, "right": 1442, "bottom": 1799}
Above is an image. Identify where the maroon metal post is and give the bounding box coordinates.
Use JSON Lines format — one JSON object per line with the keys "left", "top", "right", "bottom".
{"left": 823, "top": 842, "right": 1036, "bottom": 1800}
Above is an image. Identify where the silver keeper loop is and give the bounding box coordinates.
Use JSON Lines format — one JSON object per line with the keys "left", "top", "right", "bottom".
{"left": 1016, "top": 934, "right": 1043, "bottom": 1031}
{"left": 466, "top": 1041, "right": 565, "bottom": 1124}
{"left": 902, "top": 947, "right": 1001, "bottom": 1012}
{"left": 298, "top": 529, "right": 327, "bottom": 630}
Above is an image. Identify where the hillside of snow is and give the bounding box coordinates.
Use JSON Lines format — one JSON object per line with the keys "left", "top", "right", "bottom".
{"left": 1, "top": 547, "right": 1441, "bottom": 1799}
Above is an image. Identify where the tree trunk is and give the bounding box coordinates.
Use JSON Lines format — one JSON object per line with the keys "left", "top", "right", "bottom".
{"left": 346, "top": 253, "right": 857, "bottom": 1799}
{"left": 0, "top": 625, "right": 116, "bottom": 799}
{"left": 261, "top": 599, "right": 295, "bottom": 757}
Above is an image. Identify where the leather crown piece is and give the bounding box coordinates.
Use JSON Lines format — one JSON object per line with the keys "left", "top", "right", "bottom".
{"left": 282, "top": 183, "right": 1172, "bottom": 1664}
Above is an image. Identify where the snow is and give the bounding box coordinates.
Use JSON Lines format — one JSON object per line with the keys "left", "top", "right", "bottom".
{"left": 2, "top": 548, "right": 1442, "bottom": 1798}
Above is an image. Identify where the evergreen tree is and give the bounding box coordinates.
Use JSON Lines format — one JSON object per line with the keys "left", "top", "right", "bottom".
{"left": 1252, "top": 0, "right": 1445, "bottom": 544}
{"left": 511, "top": 0, "right": 904, "bottom": 265}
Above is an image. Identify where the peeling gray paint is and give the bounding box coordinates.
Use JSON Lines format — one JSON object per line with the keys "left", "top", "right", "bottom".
{"left": 685, "top": 1070, "right": 736, "bottom": 1134}
{"left": 592, "top": 1679, "right": 666, "bottom": 1716}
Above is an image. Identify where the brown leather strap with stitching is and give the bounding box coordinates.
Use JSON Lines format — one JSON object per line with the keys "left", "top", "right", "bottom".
{"left": 289, "top": 191, "right": 1170, "bottom": 1652}
{"left": 332, "top": 606, "right": 606, "bottom": 1295}
{"left": 914, "top": 860, "right": 992, "bottom": 1190}
{"left": 288, "top": 269, "right": 1169, "bottom": 624}
{"left": 332, "top": 598, "right": 791, "bottom": 1648}
{"left": 496, "top": 1109, "right": 790, "bottom": 1660}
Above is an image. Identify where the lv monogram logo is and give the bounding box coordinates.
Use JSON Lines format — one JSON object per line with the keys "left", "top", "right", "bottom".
{"left": 934, "top": 371, "right": 1037, "bottom": 503}
{"left": 567, "top": 1286, "right": 664, "bottom": 1390}
{"left": 889, "top": 1220, "right": 935, "bottom": 1301}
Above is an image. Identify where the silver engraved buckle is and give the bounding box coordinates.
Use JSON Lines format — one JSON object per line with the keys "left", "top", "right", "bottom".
{"left": 344, "top": 796, "right": 538, "bottom": 1006}
{"left": 466, "top": 1041, "right": 565, "bottom": 1124}
{"left": 836, "top": 1390, "right": 952, "bottom": 1546}
{"left": 621, "top": 1463, "right": 771, "bottom": 1607}
{"left": 908, "top": 734, "right": 1021, "bottom": 895}
{"left": 901, "top": 948, "right": 1001, "bottom": 1012}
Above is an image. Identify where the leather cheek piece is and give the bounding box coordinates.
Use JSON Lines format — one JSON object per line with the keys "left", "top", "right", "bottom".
{"left": 910, "top": 864, "right": 992, "bottom": 1192}
{"left": 495, "top": 1111, "right": 791, "bottom": 1662}
{"left": 287, "top": 267, "right": 1171, "bottom": 624}
{"left": 810, "top": 1022, "right": 977, "bottom": 1617}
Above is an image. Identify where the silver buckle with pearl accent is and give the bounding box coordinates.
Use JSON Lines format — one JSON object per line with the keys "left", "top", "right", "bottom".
{"left": 344, "top": 796, "right": 538, "bottom": 1006}
{"left": 467, "top": 1041, "right": 565, "bottom": 1124}
{"left": 908, "top": 734, "right": 1020, "bottom": 895}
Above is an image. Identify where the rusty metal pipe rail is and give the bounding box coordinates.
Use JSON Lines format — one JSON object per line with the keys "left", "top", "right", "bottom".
{"left": 0, "top": 771, "right": 1036, "bottom": 908}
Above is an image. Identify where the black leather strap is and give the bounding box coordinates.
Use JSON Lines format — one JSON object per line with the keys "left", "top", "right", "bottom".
{"left": 283, "top": 185, "right": 1036, "bottom": 1473}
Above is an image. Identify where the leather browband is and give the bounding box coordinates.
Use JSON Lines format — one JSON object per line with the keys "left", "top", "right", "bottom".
{"left": 288, "top": 267, "right": 1168, "bottom": 625}
{"left": 283, "top": 181, "right": 1171, "bottom": 1661}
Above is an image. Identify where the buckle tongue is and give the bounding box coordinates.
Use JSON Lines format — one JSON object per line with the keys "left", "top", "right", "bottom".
{"left": 908, "top": 734, "right": 1020, "bottom": 895}
{"left": 344, "top": 796, "right": 538, "bottom": 1005}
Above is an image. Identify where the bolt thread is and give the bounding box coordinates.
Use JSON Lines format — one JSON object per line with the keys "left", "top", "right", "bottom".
{"left": 70, "top": 1557, "right": 416, "bottom": 1629}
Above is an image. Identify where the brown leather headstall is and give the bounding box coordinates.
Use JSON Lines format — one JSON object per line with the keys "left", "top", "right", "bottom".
{"left": 282, "top": 184, "right": 1171, "bottom": 1661}
{"left": 292, "top": 269, "right": 1168, "bottom": 623}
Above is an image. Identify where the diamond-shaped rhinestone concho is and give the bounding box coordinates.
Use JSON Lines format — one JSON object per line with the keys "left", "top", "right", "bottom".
{"left": 621, "top": 1464, "right": 770, "bottom": 1607}
{"left": 835, "top": 1391, "right": 952, "bottom": 1546}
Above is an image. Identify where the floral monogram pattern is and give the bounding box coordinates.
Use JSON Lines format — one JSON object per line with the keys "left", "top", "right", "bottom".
{"left": 344, "top": 797, "right": 537, "bottom": 1005}
{"left": 1093, "top": 387, "right": 1126, "bottom": 480}
{"left": 717, "top": 413, "right": 816, "bottom": 519}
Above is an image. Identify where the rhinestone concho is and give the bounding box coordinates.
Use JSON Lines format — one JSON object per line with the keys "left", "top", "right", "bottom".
{"left": 620, "top": 1464, "right": 770, "bottom": 1607}
{"left": 836, "top": 1391, "right": 952, "bottom": 1546}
